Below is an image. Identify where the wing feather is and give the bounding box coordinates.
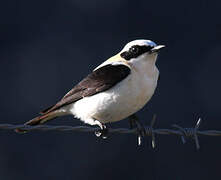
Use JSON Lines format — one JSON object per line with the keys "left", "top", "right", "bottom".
{"left": 41, "top": 64, "right": 131, "bottom": 114}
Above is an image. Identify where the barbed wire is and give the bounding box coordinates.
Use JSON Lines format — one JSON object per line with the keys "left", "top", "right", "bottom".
{"left": 1, "top": 117, "right": 221, "bottom": 149}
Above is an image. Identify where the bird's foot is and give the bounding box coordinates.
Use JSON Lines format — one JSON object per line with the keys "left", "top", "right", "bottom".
{"left": 94, "top": 121, "right": 108, "bottom": 139}
{"left": 129, "top": 114, "right": 146, "bottom": 145}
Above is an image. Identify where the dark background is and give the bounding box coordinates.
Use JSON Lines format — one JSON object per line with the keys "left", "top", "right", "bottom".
{"left": 0, "top": 0, "right": 221, "bottom": 179}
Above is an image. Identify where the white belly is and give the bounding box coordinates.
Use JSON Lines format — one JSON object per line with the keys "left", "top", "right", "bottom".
{"left": 64, "top": 67, "right": 159, "bottom": 125}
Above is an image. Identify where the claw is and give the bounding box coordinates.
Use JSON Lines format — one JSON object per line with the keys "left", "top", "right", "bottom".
{"left": 95, "top": 127, "right": 108, "bottom": 139}
{"left": 94, "top": 120, "right": 108, "bottom": 139}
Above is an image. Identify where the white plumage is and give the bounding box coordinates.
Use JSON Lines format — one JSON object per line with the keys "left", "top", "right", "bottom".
{"left": 16, "top": 39, "right": 164, "bottom": 134}
{"left": 63, "top": 40, "right": 161, "bottom": 127}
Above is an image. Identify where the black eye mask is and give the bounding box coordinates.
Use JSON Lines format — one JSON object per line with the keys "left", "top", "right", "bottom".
{"left": 120, "top": 45, "right": 154, "bottom": 60}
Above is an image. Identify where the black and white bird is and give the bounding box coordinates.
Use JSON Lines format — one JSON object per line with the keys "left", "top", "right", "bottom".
{"left": 16, "top": 39, "right": 165, "bottom": 141}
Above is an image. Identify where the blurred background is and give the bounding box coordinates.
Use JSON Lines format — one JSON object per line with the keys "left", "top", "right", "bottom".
{"left": 0, "top": 0, "right": 221, "bottom": 179}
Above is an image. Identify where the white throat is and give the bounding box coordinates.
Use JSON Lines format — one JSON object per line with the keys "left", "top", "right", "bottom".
{"left": 129, "top": 53, "right": 158, "bottom": 77}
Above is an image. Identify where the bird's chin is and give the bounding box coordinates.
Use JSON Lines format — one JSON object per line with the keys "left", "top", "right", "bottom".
{"left": 146, "top": 53, "right": 158, "bottom": 64}
{"left": 149, "top": 51, "right": 158, "bottom": 55}
{"left": 147, "top": 52, "right": 158, "bottom": 59}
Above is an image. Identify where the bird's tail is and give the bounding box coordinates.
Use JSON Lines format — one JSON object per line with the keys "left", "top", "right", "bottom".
{"left": 15, "top": 110, "right": 60, "bottom": 133}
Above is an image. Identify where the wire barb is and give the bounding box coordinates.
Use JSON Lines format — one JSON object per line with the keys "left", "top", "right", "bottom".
{"left": 173, "top": 118, "right": 201, "bottom": 150}
{"left": 144, "top": 114, "right": 157, "bottom": 148}
{"left": 1, "top": 117, "right": 221, "bottom": 149}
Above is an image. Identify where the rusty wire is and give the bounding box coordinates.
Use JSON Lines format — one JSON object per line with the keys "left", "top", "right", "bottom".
{"left": 1, "top": 118, "right": 221, "bottom": 149}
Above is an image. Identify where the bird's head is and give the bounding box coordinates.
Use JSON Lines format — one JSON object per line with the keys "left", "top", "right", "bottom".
{"left": 120, "top": 39, "right": 165, "bottom": 64}
{"left": 94, "top": 39, "right": 165, "bottom": 71}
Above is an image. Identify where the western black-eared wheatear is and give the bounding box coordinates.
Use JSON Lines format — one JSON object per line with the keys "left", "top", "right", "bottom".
{"left": 16, "top": 39, "right": 165, "bottom": 143}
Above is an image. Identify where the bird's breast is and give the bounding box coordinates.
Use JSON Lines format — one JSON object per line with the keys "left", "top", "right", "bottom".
{"left": 69, "top": 65, "right": 159, "bottom": 124}
{"left": 125, "top": 66, "right": 159, "bottom": 111}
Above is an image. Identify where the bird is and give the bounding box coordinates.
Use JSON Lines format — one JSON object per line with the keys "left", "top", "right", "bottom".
{"left": 16, "top": 39, "right": 165, "bottom": 141}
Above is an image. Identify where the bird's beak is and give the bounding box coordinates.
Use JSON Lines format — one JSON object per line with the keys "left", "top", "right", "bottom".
{"left": 150, "top": 45, "right": 165, "bottom": 53}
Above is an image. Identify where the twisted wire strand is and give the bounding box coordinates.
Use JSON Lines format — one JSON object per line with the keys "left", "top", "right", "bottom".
{"left": 1, "top": 118, "right": 221, "bottom": 149}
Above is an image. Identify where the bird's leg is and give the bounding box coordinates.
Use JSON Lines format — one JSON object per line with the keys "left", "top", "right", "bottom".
{"left": 128, "top": 114, "right": 146, "bottom": 145}
{"left": 129, "top": 115, "right": 136, "bottom": 129}
{"left": 94, "top": 120, "right": 108, "bottom": 139}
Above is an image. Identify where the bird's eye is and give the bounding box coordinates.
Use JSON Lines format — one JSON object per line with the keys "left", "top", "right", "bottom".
{"left": 130, "top": 46, "right": 139, "bottom": 54}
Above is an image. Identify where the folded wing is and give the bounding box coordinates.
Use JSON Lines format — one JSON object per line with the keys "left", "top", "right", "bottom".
{"left": 41, "top": 64, "right": 131, "bottom": 114}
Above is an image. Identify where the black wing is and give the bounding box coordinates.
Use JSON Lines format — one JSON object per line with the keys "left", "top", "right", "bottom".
{"left": 41, "top": 64, "right": 131, "bottom": 114}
